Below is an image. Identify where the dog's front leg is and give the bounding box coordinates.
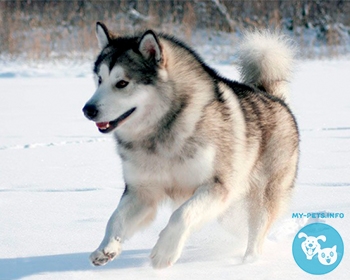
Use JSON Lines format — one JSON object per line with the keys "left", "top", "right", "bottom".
{"left": 150, "top": 182, "right": 230, "bottom": 269}
{"left": 90, "top": 186, "right": 157, "bottom": 266}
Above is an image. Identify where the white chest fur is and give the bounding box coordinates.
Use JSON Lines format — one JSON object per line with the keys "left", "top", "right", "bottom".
{"left": 122, "top": 145, "right": 216, "bottom": 192}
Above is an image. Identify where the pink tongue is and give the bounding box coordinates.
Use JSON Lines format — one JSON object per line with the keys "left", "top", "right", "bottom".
{"left": 96, "top": 122, "right": 109, "bottom": 129}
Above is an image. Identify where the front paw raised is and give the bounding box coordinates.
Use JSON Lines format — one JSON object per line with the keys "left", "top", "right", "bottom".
{"left": 90, "top": 238, "right": 122, "bottom": 266}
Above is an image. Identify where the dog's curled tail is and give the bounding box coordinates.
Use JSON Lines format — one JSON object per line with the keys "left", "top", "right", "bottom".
{"left": 237, "top": 31, "right": 295, "bottom": 103}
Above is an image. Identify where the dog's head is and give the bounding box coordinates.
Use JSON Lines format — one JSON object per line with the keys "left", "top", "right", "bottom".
{"left": 82, "top": 22, "right": 169, "bottom": 136}
{"left": 298, "top": 232, "right": 326, "bottom": 250}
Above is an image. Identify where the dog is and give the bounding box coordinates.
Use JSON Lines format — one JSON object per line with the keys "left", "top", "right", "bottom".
{"left": 82, "top": 22, "right": 299, "bottom": 269}
{"left": 298, "top": 232, "right": 326, "bottom": 260}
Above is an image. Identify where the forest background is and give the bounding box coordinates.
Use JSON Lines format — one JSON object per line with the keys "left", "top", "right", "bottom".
{"left": 1, "top": 0, "right": 350, "bottom": 61}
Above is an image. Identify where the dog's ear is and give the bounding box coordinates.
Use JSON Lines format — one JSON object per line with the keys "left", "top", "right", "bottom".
{"left": 138, "top": 30, "right": 162, "bottom": 64}
{"left": 298, "top": 232, "right": 308, "bottom": 239}
{"left": 316, "top": 235, "right": 326, "bottom": 242}
{"left": 96, "top": 22, "right": 110, "bottom": 49}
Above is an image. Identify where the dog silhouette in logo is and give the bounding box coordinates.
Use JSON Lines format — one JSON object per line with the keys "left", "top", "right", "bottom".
{"left": 298, "top": 232, "right": 326, "bottom": 260}
{"left": 318, "top": 246, "right": 337, "bottom": 266}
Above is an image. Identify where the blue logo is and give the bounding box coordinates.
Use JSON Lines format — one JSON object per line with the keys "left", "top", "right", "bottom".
{"left": 292, "top": 223, "right": 344, "bottom": 275}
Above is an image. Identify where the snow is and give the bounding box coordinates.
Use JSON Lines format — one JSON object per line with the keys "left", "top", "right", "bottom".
{"left": 1, "top": 60, "right": 350, "bottom": 280}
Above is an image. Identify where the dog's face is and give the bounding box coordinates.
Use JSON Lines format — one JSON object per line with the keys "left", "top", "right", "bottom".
{"left": 83, "top": 22, "right": 168, "bottom": 135}
{"left": 303, "top": 237, "right": 320, "bottom": 250}
{"left": 298, "top": 232, "right": 326, "bottom": 258}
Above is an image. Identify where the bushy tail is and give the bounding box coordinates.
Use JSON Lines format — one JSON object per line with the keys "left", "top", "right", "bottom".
{"left": 237, "top": 31, "right": 295, "bottom": 103}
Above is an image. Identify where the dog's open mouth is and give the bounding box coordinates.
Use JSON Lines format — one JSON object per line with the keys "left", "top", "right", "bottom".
{"left": 96, "top": 107, "right": 136, "bottom": 133}
{"left": 307, "top": 247, "right": 316, "bottom": 256}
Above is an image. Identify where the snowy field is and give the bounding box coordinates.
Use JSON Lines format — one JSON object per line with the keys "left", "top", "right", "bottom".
{"left": 1, "top": 60, "right": 350, "bottom": 279}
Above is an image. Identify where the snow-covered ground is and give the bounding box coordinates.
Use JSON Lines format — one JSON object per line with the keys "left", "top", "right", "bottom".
{"left": 1, "top": 60, "right": 350, "bottom": 280}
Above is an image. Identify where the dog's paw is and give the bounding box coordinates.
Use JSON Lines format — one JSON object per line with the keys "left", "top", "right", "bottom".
{"left": 150, "top": 234, "right": 183, "bottom": 269}
{"left": 243, "top": 253, "right": 259, "bottom": 264}
{"left": 150, "top": 246, "right": 178, "bottom": 269}
{"left": 90, "top": 238, "right": 122, "bottom": 266}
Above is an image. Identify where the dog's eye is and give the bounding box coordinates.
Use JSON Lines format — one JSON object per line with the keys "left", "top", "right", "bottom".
{"left": 98, "top": 76, "right": 102, "bottom": 85}
{"left": 116, "top": 80, "right": 129, "bottom": 89}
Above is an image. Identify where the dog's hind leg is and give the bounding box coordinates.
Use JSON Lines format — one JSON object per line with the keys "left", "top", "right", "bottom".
{"left": 243, "top": 187, "right": 269, "bottom": 263}
{"left": 243, "top": 168, "right": 295, "bottom": 263}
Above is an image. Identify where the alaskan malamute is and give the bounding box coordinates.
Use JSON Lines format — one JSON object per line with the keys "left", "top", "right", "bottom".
{"left": 83, "top": 22, "right": 299, "bottom": 269}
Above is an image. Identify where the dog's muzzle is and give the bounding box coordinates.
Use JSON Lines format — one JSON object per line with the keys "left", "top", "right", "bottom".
{"left": 83, "top": 104, "right": 98, "bottom": 120}
{"left": 82, "top": 103, "right": 137, "bottom": 133}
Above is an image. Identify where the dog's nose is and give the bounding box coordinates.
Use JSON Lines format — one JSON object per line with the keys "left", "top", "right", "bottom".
{"left": 83, "top": 104, "right": 98, "bottom": 120}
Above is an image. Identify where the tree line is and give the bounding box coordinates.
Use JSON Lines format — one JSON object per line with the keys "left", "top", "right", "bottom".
{"left": 1, "top": 0, "right": 349, "bottom": 59}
